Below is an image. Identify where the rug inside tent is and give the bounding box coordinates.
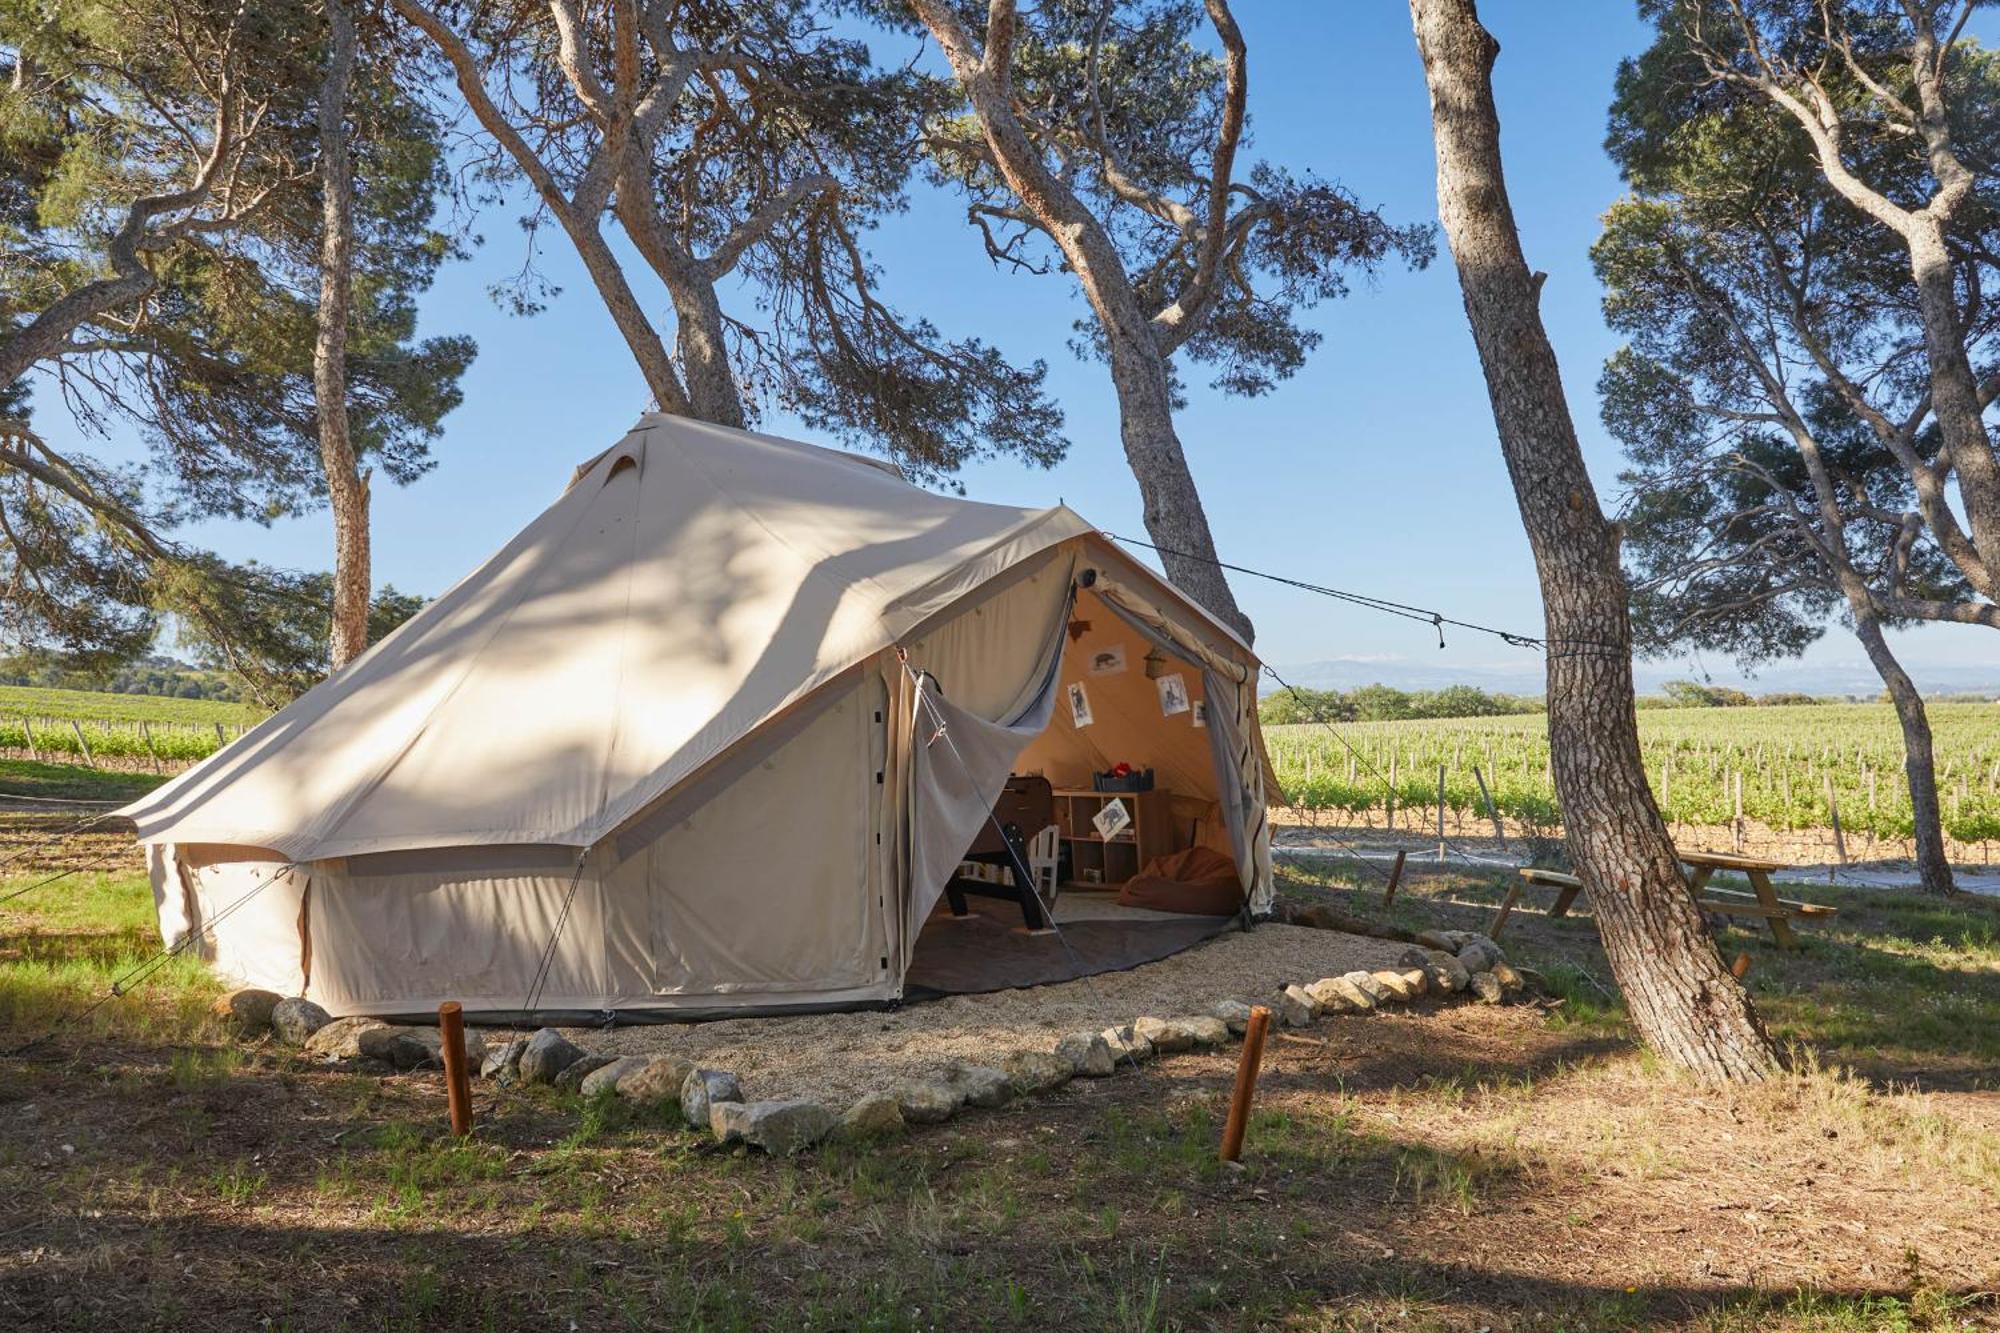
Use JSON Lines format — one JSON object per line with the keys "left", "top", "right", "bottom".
{"left": 903, "top": 891, "right": 1237, "bottom": 997}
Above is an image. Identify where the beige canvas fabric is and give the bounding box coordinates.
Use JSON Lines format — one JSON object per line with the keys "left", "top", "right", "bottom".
{"left": 127, "top": 418, "right": 1273, "bottom": 1016}
{"left": 119, "top": 415, "right": 1091, "bottom": 861}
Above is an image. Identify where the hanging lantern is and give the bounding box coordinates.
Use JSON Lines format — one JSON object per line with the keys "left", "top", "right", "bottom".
{"left": 1143, "top": 647, "right": 1167, "bottom": 680}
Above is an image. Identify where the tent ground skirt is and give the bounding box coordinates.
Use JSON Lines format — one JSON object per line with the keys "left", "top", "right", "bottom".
{"left": 903, "top": 893, "right": 1237, "bottom": 997}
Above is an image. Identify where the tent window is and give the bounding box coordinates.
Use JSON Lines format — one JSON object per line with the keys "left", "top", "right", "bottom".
{"left": 603, "top": 454, "right": 639, "bottom": 483}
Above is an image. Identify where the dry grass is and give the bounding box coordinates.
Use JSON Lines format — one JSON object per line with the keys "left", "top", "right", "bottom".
{"left": 3, "top": 809, "right": 1999, "bottom": 1329}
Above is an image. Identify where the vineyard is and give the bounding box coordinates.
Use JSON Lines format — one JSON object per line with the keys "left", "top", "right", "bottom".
{"left": 1266, "top": 701, "right": 2000, "bottom": 854}
{"left": 0, "top": 685, "right": 256, "bottom": 771}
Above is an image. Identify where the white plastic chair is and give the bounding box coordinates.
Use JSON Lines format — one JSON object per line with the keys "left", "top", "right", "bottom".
{"left": 1027, "top": 824, "right": 1062, "bottom": 908}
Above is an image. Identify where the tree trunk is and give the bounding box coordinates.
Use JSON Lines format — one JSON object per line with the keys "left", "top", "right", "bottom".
{"left": 1410, "top": 0, "right": 1777, "bottom": 1083}
{"left": 314, "top": 0, "right": 370, "bottom": 671}
{"left": 905, "top": 0, "right": 1253, "bottom": 644}
{"left": 1853, "top": 611, "right": 1955, "bottom": 894}
{"left": 1905, "top": 220, "right": 2000, "bottom": 598}
{"left": 1109, "top": 340, "right": 1254, "bottom": 642}
{"left": 666, "top": 272, "right": 745, "bottom": 429}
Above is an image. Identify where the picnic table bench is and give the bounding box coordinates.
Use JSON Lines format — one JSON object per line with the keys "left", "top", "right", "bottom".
{"left": 1680, "top": 851, "right": 1836, "bottom": 950}
{"left": 1490, "top": 867, "right": 1585, "bottom": 938}
{"left": 1489, "top": 854, "right": 1835, "bottom": 950}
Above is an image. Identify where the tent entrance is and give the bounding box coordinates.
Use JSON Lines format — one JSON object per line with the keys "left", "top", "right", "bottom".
{"left": 903, "top": 583, "right": 1244, "bottom": 996}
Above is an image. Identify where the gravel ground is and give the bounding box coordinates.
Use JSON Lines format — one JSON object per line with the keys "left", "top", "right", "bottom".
{"left": 563, "top": 924, "right": 1406, "bottom": 1107}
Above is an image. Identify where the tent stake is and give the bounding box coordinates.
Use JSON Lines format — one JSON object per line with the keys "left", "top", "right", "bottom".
{"left": 439, "top": 1001, "right": 473, "bottom": 1137}
{"left": 1219, "top": 1005, "right": 1271, "bottom": 1164}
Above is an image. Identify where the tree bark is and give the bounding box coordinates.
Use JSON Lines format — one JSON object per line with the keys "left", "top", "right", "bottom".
{"left": 906, "top": 0, "right": 1253, "bottom": 643}
{"left": 1905, "top": 219, "right": 2000, "bottom": 597}
{"left": 1410, "top": 0, "right": 1777, "bottom": 1082}
{"left": 1851, "top": 610, "right": 1954, "bottom": 894}
{"left": 314, "top": 0, "right": 370, "bottom": 671}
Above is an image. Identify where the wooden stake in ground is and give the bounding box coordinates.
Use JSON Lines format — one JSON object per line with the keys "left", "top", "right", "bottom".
{"left": 1407, "top": 0, "right": 1777, "bottom": 1083}
{"left": 1219, "top": 1005, "right": 1272, "bottom": 1163}
{"left": 1473, "top": 765, "right": 1504, "bottom": 842}
{"left": 438, "top": 1001, "right": 473, "bottom": 1138}
{"left": 1382, "top": 848, "right": 1408, "bottom": 909}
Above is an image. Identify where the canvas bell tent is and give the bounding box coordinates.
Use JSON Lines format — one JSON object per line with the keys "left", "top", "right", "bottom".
{"left": 119, "top": 415, "right": 1275, "bottom": 1020}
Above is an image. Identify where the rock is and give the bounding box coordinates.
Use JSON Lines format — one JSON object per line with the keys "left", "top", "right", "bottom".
{"left": 1322, "top": 975, "right": 1377, "bottom": 1012}
{"left": 1273, "top": 984, "right": 1319, "bottom": 1027}
{"left": 1212, "top": 999, "right": 1255, "bottom": 1035}
{"left": 616, "top": 1056, "right": 695, "bottom": 1107}
{"left": 681, "top": 1068, "right": 743, "bottom": 1126}
{"left": 480, "top": 1038, "right": 528, "bottom": 1080}
{"left": 1396, "top": 946, "right": 1433, "bottom": 970}
{"left": 1002, "top": 1049, "right": 1072, "bottom": 1096}
{"left": 518, "top": 1028, "right": 587, "bottom": 1086}
{"left": 1101, "top": 1024, "right": 1154, "bottom": 1062}
{"left": 1490, "top": 960, "right": 1526, "bottom": 995}
{"left": 892, "top": 1079, "right": 964, "bottom": 1124}
{"left": 212, "top": 987, "right": 281, "bottom": 1036}
{"left": 1174, "top": 1016, "right": 1231, "bottom": 1048}
{"left": 946, "top": 1062, "right": 1013, "bottom": 1109}
{"left": 1371, "top": 969, "right": 1417, "bottom": 1002}
{"left": 268, "top": 997, "right": 332, "bottom": 1045}
{"left": 460, "top": 1030, "right": 489, "bottom": 1065}
{"left": 1415, "top": 929, "right": 1466, "bottom": 952}
{"left": 840, "top": 1092, "right": 905, "bottom": 1139}
{"left": 359, "top": 1024, "right": 443, "bottom": 1071}
{"left": 553, "top": 1053, "right": 616, "bottom": 1093}
{"left": 1303, "top": 978, "right": 1356, "bottom": 1013}
{"left": 1055, "top": 1031, "right": 1116, "bottom": 1078}
{"left": 1469, "top": 971, "right": 1505, "bottom": 1004}
{"left": 304, "top": 1016, "right": 391, "bottom": 1060}
{"left": 711, "top": 1099, "right": 837, "bottom": 1155}
{"left": 1345, "top": 970, "right": 1391, "bottom": 1004}
{"left": 1133, "top": 1016, "right": 1192, "bottom": 1054}
{"left": 1457, "top": 939, "right": 1504, "bottom": 974}
{"left": 1426, "top": 950, "right": 1471, "bottom": 994}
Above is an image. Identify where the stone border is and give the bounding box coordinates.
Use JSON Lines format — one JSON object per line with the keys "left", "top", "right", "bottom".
{"left": 213, "top": 928, "right": 1533, "bottom": 1157}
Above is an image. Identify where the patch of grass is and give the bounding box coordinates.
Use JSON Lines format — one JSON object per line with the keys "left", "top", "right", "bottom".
{"left": 0, "top": 757, "right": 167, "bottom": 802}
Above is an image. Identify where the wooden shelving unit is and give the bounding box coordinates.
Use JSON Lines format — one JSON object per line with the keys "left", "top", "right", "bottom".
{"left": 1052, "top": 788, "right": 1178, "bottom": 887}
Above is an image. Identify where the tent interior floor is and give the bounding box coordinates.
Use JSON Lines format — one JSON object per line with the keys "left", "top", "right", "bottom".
{"left": 903, "top": 890, "right": 1238, "bottom": 997}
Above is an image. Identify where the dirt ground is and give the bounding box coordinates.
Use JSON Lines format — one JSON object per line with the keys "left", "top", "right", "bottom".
{"left": 4, "top": 995, "right": 1996, "bottom": 1331}
{"left": 567, "top": 922, "right": 1408, "bottom": 1105}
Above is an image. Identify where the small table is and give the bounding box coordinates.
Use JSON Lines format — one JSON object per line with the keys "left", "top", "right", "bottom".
{"left": 1679, "top": 851, "right": 1837, "bottom": 950}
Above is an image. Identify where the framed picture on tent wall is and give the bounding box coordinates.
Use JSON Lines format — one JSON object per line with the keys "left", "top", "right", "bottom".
{"left": 1067, "top": 681, "right": 1094, "bottom": 728}
{"left": 1156, "top": 673, "right": 1190, "bottom": 717}
{"left": 1088, "top": 644, "right": 1127, "bottom": 676}
{"left": 1192, "top": 700, "right": 1208, "bottom": 729}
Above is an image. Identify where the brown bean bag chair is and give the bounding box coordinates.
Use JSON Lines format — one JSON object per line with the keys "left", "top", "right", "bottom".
{"left": 1116, "top": 845, "right": 1243, "bottom": 916}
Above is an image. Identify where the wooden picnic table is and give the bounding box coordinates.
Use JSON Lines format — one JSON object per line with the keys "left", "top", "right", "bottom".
{"left": 1678, "top": 850, "right": 1837, "bottom": 950}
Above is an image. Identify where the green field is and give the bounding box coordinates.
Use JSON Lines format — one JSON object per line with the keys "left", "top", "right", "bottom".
{"left": 0, "top": 685, "right": 258, "bottom": 767}
{"left": 1268, "top": 701, "right": 2000, "bottom": 845}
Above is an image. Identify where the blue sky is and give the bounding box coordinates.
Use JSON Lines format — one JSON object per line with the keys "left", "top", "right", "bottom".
{"left": 57, "top": 1, "right": 2000, "bottom": 685}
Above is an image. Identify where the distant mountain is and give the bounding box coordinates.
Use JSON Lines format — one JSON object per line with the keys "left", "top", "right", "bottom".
{"left": 1265, "top": 655, "right": 2000, "bottom": 700}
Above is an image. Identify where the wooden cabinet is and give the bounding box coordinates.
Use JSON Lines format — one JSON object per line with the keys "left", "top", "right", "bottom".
{"left": 1052, "top": 789, "right": 1178, "bottom": 887}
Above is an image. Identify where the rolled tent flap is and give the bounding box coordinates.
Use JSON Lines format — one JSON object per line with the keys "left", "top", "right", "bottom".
{"left": 903, "top": 592, "right": 1071, "bottom": 953}
{"left": 1084, "top": 571, "right": 1275, "bottom": 915}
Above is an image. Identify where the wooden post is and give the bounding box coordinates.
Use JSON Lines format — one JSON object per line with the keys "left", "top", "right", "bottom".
{"left": 1730, "top": 952, "right": 1752, "bottom": 980}
{"left": 214, "top": 721, "right": 228, "bottom": 750}
{"left": 1436, "top": 764, "right": 1447, "bottom": 864}
{"left": 438, "top": 1001, "right": 473, "bottom": 1138}
{"left": 20, "top": 715, "right": 38, "bottom": 762}
{"left": 1732, "top": 771, "right": 1744, "bottom": 854}
{"left": 1824, "top": 774, "right": 1846, "bottom": 878}
{"left": 69, "top": 719, "right": 94, "bottom": 767}
{"left": 1472, "top": 765, "right": 1504, "bottom": 843}
{"left": 1219, "top": 1005, "right": 1272, "bottom": 1164}
{"left": 139, "top": 721, "right": 162, "bottom": 774}
{"left": 1381, "top": 848, "right": 1408, "bottom": 908}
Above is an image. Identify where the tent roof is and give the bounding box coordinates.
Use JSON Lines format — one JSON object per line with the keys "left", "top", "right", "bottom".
{"left": 119, "top": 415, "right": 1093, "bottom": 861}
